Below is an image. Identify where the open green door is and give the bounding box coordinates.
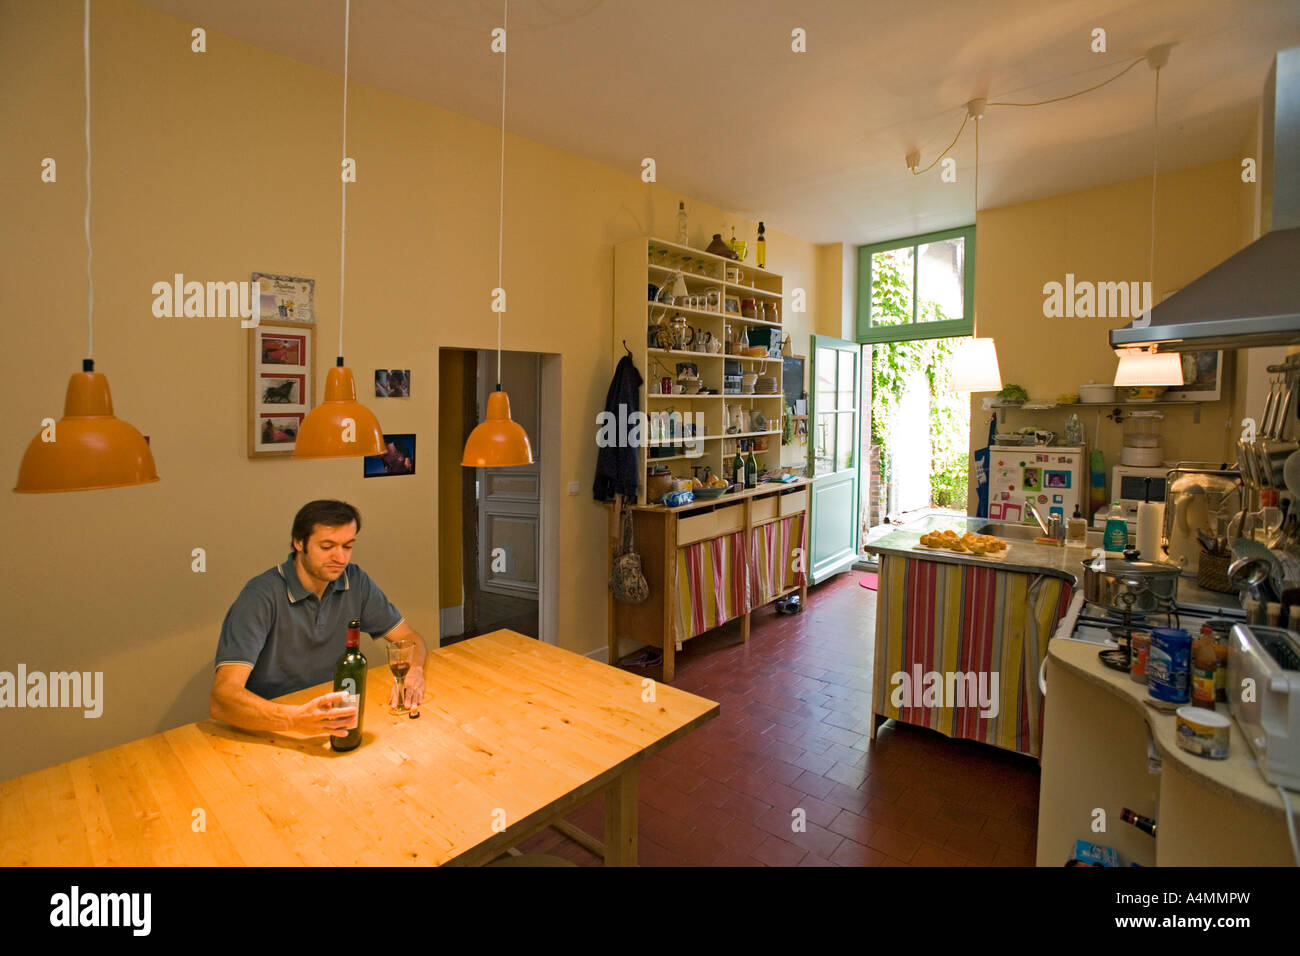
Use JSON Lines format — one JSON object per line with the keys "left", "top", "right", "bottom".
{"left": 807, "top": 335, "right": 862, "bottom": 583}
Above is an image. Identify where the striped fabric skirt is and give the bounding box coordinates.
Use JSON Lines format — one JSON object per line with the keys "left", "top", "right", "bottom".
{"left": 871, "top": 554, "right": 1074, "bottom": 757}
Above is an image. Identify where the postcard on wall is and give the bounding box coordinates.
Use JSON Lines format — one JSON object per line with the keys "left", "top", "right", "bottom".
{"left": 363, "top": 434, "right": 416, "bottom": 477}
{"left": 248, "top": 320, "right": 315, "bottom": 458}
{"left": 251, "top": 272, "right": 315, "bottom": 325}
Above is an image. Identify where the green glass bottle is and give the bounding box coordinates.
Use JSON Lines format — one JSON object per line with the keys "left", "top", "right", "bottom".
{"left": 331, "top": 619, "right": 366, "bottom": 752}
{"left": 745, "top": 441, "right": 758, "bottom": 489}
{"left": 732, "top": 443, "right": 746, "bottom": 487}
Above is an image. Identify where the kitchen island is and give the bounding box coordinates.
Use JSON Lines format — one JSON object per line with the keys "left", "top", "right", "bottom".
{"left": 864, "top": 516, "right": 1083, "bottom": 758}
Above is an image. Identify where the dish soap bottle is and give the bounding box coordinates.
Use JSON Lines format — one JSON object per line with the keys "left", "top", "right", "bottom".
{"left": 1104, "top": 500, "right": 1129, "bottom": 554}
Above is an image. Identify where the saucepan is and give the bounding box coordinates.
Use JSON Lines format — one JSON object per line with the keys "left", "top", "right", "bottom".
{"left": 1079, "top": 552, "right": 1180, "bottom": 614}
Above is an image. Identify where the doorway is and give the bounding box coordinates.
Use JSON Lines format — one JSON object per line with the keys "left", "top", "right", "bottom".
{"left": 437, "top": 348, "right": 559, "bottom": 645}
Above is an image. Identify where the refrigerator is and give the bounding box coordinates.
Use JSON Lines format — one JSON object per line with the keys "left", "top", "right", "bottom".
{"left": 986, "top": 445, "right": 1087, "bottom": 526}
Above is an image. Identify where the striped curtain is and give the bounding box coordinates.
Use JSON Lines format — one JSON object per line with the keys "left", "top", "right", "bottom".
{"left": 872, "top": 554, "right": 1074, "bottom": 757}
{"left": 673, "top": 531, "right": 750, "bottom": 643}
{"left": 750, "top": 515, "right": 807, "bottom": 605}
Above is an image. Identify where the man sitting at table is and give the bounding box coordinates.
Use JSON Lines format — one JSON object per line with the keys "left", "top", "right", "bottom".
{"left": 210, "top": 499, "right": 428, "bottom": 737}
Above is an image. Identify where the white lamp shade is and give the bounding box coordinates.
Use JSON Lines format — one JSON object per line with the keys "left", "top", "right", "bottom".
{"left": 950, "top": 338, "right": 1003, "bottom": 393}
{"left": 1113, "top": 349, "right": 1183, "bottom": 387}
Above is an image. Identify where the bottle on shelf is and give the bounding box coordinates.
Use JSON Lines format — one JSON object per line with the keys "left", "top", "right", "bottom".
{"left": 757, "top": 221, "right": 766, "bottom": 269}
{"left": 331, "top": 620, "right": 367, "bottom": 753}
{"left": 676, "top": 201, "right": 688, "bottom": 245}
{"left": 728, "top": 226, "right": 738, "bottom": 255}
{"left": 745, "top": 442, "right": 759, "bottom": 489}
{"left": 732, "top": 442, "right": 746, "bottom": 487}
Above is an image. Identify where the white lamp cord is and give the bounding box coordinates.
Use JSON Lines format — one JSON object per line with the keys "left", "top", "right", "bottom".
{"left": 496, "top": 0, "right": 508, "bottom": 386}
{"left": 1149, "top": 65, "right": 1160, "bottom": 294}
{"left": 338, "top": 0, "right": 350, "bottom": 360}
{"left": 83, "top": 0, "right": 93, "bottom": 361}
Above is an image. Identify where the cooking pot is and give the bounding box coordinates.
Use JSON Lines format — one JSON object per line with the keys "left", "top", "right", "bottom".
{"left": 1079, "top": 550, "right": 1180, "bottom": 614}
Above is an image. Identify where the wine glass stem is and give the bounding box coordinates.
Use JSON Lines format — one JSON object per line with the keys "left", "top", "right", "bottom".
{"left": 395, "top": 680, "right": 405, "bottom": 711}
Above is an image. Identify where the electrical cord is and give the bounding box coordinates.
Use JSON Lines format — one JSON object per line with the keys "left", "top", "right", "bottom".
{"left": 909, "top": 110, "right": 966, "bottom": 175}
{"left": 987, "top": 56, "right": 1146, "bottom": 107}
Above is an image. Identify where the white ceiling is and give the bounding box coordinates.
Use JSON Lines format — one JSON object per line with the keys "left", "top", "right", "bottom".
{"left": 136, "top": 0, "right": 1300, "bottom": 245}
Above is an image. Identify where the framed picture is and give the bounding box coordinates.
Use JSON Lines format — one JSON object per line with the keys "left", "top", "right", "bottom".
{"left": 363, "top": 433, "right": 416, "bottom": 477}
{"left": 374, "top": 369, "right": 410, "bottom": 397}
{"left": 251, "top": 272, "right": 315, "bottom": 325}
{"left": 1165, "top": 349, "right": 1225, "bottom": 402}
{"left": 249, "top": 320, "right": 315, "bottom": 457}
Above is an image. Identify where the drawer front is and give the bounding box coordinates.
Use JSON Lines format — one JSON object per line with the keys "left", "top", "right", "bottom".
{"left": 677, "top": 503, "right": 745, "bottom": 545}
{"left": 780, "top": 489, "right": 808, "bottom": 516}
{"left": 751, "top": 496, "right": 778, "bottom": 524}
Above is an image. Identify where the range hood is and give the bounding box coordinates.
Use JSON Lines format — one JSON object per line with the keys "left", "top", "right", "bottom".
{"left": 1111, "top": 47, "right": 1300, "bottom": 352}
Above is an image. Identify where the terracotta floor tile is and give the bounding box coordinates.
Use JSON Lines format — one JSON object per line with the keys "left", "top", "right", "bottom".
{"left": 980, "top": 815, "right": 1035, "bottom": 851}
{"left": 756, "top": 758, "right": 806, "bottom": 787}
{"left": 896, "top": 808, "right": 955, "bottom": 846}
{"left": 789, "top": 821, "right": 845, "bottom": 860}
{"left": 944, "top": 827, "right": 1001, "bottom": 864}
{"left": 867, "top": 824, "right": 922, "bottom": 862}
{"left": 910, "top": 841, "right": 970, "bottom": 867}
{"left": 797, "top": 853, "right": 840, "bottom": 867}
{"left": 717, "top": 816, "right": 771, "bottom": 853}
{"left": 824, "top": 761, "right": 869, "bottom": 788}
{"left": 720, "top": 790, "right": 774, "bottom": 820}
{"left": 790, "top": 770, "right": 838, "bottom": 800}
{"left": 752, "top": 834, "right": 809, "bottom": 867}
{"left": 823, "top": 782, "right": 872, "bottom": 815}
{"left": 792, "top": 750, "right": 838, "bottom": 775}
{"left": 759, "top": 780, "right": 807, "bottom": 812}
{"left": 993, "top": 842, "right": 1037, "bottom": 866}
{"left": 936, "top": 800, "right": 990, "bottom": 833}
{"left": 862, "top": 796, "right": 913, "bottom": 830}
{"left": 829, "top": 838, "right": 887, "bottom": 867}
{"left": 827, "top": 809, "right": 876, "bottom": 844}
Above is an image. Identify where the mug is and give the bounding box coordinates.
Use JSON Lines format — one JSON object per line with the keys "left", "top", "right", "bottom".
{"left": 726, "top": 267, "right": 739, "bottom": 283}
{"left": 710, "top": 338, "right": 723, "bottom": 354}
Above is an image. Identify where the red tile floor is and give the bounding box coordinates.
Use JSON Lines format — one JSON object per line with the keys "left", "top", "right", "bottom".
{"left": 517, "top": 571, "right": 1041, "bottom": 866}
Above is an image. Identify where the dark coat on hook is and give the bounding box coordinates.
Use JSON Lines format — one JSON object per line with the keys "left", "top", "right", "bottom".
{"left": 593, "top": 354, "right": 643, "bottom": 501}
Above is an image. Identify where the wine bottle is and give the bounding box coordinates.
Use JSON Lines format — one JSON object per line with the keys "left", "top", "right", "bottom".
{"left": 1120, "top": 807, "right": 1156, "bottom": 837}
{"left": 331, "top": 620, "right": 367, "bottom": 752}
{"left": 757, "top": 221, "right": 766, "bottom": 269}
{"left": 745, "top": 441, "right": 758, "bottom": 489}
{"left": 733, "top": 443, "right": 746, "bottom": 487}
{"left": 676, "top": 201, "right": 688, "bottom": 244}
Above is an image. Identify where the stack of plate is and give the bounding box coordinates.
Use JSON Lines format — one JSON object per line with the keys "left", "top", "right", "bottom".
{"left": 755, "top": 377, "right": 779, "bottom": 394}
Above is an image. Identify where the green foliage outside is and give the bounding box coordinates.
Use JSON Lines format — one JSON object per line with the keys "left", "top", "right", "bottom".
{"left": 869, "top": 249, "right": 970, "bottom": 510}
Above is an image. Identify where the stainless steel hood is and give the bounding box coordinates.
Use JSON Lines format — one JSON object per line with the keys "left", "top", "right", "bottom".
{"left": 1111, "top": 47, "right": 1300, "bottom": 352}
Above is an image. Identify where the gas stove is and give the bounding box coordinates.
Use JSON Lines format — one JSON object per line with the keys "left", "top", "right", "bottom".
{"left": 1062, "top": 592, "right": 1247, "bottom": 647}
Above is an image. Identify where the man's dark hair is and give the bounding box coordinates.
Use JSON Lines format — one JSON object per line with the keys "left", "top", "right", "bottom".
{"left": 291, "top": 500, "right": 362, "bottom": 551}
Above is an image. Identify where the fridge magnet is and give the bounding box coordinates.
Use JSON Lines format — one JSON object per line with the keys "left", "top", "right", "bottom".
{"left": 251, "top": 272, "right": 314, "bottom": 325}
{"left": 364, "top": 433, "right": 416, "bottom": 477}
{"left": 248, "top": 320, "right": 314, "bottom": 458}
{"left": 374, "top": 369, "right": 411, "bottom": 397}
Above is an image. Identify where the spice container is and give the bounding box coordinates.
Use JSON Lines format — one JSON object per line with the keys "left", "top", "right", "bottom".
{"left": 1129, "top": 629, "right": 1151, "bottom": 684}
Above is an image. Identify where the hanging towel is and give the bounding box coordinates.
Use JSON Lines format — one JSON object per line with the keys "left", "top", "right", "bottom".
{"left": 972, "top": 415, "right": 995, "bottom": 518}
{"left": 593, "top": 354, "right": 643, "bottom": 501}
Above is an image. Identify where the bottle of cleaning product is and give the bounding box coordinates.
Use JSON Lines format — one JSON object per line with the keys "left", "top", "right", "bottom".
{"left": 1104, "top": 500, "right": 1129, "bottom": 554}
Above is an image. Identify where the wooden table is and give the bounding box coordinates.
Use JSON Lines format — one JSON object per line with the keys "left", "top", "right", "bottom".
{"left": 0, "top": 630, "right": 718, "bottom": 866}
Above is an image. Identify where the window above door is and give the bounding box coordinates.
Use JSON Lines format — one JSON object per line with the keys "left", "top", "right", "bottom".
{"left": 857, "top": 225, "right": 974, "bottom": 343}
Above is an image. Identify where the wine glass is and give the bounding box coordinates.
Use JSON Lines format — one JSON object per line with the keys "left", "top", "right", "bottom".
{"left": 386, "top": 640, "right": 416, "bottom": 714}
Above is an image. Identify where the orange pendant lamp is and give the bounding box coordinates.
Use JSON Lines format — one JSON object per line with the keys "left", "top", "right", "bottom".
{"left": 462, "top": 0, "right": 533, "bottom": 468}
{"left": 15, "top": 1, "right": 158, "bottom": 494}
{"left": 293, "top": 0, "right": 384, "bottom": 459}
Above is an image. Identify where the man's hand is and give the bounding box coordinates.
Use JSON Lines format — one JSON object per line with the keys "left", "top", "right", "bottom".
{"left": 392, "top": 667, "right": 425, "bottom": 711}
{"left": 291, "top": 691, "right": 358, "bottom": 737}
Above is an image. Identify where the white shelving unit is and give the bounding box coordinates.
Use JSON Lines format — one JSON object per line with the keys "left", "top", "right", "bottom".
{"left": 615, "top": 236, "right": 787, "bottom": 505}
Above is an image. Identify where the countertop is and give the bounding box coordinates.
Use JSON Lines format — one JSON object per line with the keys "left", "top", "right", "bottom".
{"left": 868, "top": 515, "right": 1284, "bottom": 816}
{"left": 864, "top": 515, "right": 1095, "bottom": 583}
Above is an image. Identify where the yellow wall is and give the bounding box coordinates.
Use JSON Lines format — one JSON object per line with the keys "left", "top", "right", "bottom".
{"left": 0, "top": 0, "right": 828, "bottom": 779}
{"left": 966, "top": 157, "right": 1256, "bottom": 513}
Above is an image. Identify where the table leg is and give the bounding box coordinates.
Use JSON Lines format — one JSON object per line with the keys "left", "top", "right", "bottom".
{"left": 603, "top": 765, "right": 638, "bottom": 866}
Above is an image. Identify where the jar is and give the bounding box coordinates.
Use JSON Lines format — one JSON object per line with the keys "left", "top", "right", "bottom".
{"left": 1129, "top": 629, "right": 1151, "bottom": 684}
{"left": 646, "top": 467, "right": 674, "bottom": 504}
{"left": 741, "top": 298, "right": 758, "bottom": 318}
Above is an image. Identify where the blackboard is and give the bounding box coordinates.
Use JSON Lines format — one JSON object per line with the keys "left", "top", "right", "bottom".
{"left": 782, "top": 355, "right": 805, "bottom": 407}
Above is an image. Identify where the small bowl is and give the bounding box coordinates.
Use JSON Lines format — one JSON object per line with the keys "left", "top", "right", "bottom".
{"left": 693, "top": 486, "right": 727, "bottom": 500}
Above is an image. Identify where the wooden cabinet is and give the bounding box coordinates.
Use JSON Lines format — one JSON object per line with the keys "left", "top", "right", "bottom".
{"left": 613, "top": 236, "right": 789, "bottom": 503}
{"left": 607, "top": 481, "right": 812, "bottom": 681}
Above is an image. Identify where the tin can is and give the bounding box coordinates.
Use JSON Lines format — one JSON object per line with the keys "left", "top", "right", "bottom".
{"left": 1147, "top": 627, "right": 1191, "bottom": 703}
{"left": 1128, "top": 629, "right": 1150, "bottom": 684}
{"left": 1175, "top": 706, "right": 1230, "bottom": 759}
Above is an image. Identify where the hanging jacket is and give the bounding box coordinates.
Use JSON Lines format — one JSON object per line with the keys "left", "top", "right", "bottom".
{"left": 593, "top": 354, "right": 643, "bottom": 501}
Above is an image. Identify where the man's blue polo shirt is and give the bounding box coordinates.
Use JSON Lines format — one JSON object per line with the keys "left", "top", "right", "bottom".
{"left": 215, "top": 553, "right": 404, "bottom": 700}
